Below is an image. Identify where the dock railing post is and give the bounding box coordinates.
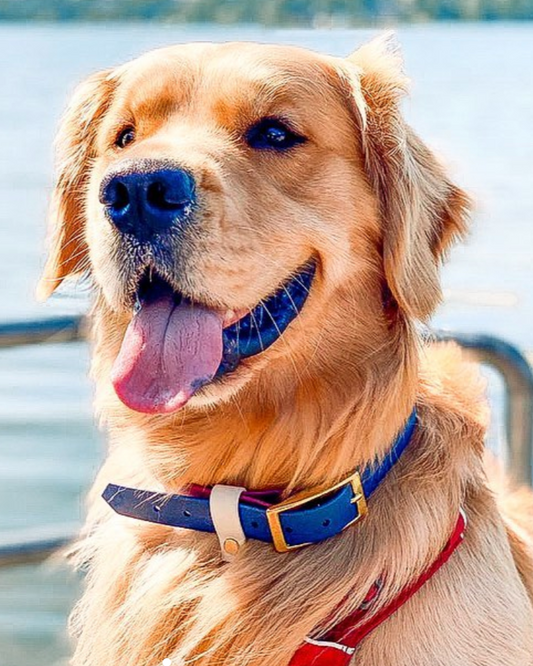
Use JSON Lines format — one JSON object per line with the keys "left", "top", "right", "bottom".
{"left": 437, "top": 331, "right": 533, "bottom": 487}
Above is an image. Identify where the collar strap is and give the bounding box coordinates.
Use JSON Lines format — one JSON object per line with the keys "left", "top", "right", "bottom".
{"left": 102, "top": 408, "right": 417, "bottom": 553}
{"left": 289, "top": 509, "right": 467, "bottom": 665}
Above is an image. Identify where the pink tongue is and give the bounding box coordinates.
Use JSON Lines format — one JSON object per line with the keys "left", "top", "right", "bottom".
{"left": 111, "top": 296, "right": 223, "bottom": 414}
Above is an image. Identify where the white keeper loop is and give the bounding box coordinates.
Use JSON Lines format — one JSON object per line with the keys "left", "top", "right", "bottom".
{"left": 209, "top": 485, "right": 247, "bottom": 562}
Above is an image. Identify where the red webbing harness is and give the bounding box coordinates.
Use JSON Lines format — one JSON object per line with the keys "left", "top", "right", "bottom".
{"left": 289, "top": 510, "right": 467, "bottom": 666}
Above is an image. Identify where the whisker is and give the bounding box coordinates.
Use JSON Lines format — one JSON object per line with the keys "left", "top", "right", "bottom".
{"left": 259, "top": 299, "right": 304, "bottom": 384}
{"left": 281, "top": 285, "right": 303, "bottom": 320}
{"left": 249, "top": 309, "right": 264, "bottom": 352}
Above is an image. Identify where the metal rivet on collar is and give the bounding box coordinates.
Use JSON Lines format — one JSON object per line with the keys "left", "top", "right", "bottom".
{"left": 223, "top": 538, "right": 240, "bottom": 556}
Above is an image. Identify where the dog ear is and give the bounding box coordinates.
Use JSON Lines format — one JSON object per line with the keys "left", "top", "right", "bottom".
{"left": 37, "top": 69, "right": 115, "bottom": 300}
{"left": 344, "top": 35, "right": 471, "bottom": 320}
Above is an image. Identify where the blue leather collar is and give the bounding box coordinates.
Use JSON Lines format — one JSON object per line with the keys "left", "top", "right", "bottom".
{"left": 103, "top": 408, "right": 417, "bottom": 552}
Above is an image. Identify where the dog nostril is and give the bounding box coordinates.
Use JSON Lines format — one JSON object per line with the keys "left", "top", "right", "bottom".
{"left": 147, "top": 181, "right": 187, "bottom": 212}
{"left": 105, "top": 181, "right": 129, "bottom": 212}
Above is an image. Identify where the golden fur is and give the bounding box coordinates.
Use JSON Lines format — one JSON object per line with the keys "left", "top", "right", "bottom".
{"left": 40, "top": 36, "right": 533, "bottom": 665}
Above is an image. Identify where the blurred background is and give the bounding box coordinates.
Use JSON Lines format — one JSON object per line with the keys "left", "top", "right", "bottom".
{"left": 0, "top": 2, "right": 532, "bottom": 665}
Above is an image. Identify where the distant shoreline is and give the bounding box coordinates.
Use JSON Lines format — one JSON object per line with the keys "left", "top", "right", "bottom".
{"left": 1, "top": 1, "right": 533, "bottom": 27}
{"left": 1, "top": 18, "right": 533, "bottom": 28}
{"left": 1, "top": 0, "right": 533, "bottom": 24}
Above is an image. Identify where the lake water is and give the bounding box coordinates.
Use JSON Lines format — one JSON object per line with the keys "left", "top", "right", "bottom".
{"left": 0, "top": 21, "right": 532, "bottom": 666}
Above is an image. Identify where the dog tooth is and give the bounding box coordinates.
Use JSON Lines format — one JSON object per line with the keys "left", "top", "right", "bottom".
{"left": 222, "top": 309, "right": 244, "bottom": 327}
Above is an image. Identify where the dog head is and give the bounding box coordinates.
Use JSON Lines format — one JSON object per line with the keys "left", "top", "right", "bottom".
{"left": 39, "top": 37, "right": 470, "bottom": 416}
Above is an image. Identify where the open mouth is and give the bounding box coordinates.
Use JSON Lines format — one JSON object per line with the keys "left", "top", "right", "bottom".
{"left": 111, "top": 260, "right": 316, "bottom": 414}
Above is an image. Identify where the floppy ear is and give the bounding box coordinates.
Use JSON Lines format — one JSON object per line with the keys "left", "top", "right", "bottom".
{"left": 345, "top": 35, "right": 471, "bottom": 321}
{"left": 37, "top": 69, "right": 115, "bottom": 300}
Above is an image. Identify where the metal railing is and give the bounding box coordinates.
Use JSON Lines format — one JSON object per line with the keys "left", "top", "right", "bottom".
{"left": 437, "top": 331, "right": 533, "bottom": 487}
{"left": 0, "top": 315, "right": 86, "bottom": 348}
{"left": 0, "top": 316, "right": 85, "bottom": 568}
{"left": 0, "top": 524, "right": 77, "bottom": 567}
{"left": 0, "top": 317, "right": 532, "bottom": 568}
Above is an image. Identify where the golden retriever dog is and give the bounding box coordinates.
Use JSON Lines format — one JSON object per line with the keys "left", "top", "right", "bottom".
{"left": 38, "top": 36, "right": 533, "bottom": 665}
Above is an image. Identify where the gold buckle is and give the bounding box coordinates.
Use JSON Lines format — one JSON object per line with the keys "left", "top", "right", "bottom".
{"left": 265, "top": 471, "right": 368, "bottom": 553}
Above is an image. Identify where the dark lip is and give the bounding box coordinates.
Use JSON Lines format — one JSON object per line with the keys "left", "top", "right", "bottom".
{"left": 131, "top": 259, "right": 316, "bottom": 379}
{"left": 217, "top": 260, "right": 316, "bottom": 377}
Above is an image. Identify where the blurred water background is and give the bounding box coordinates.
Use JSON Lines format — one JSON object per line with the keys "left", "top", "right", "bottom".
{"left": 0, "top": 21, "right": 532, "bottom": 666}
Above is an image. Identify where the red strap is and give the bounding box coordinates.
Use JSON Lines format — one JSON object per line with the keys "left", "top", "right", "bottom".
{"left": 187, "top": 483, "right": 278, "bottom": 508}
{"left": 289, "top": 510, "right": 467, "bottom": 666}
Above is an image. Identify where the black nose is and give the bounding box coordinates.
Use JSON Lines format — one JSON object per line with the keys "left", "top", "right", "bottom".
{"left": 100, "top": 166, "right": 196, "bottom": 238}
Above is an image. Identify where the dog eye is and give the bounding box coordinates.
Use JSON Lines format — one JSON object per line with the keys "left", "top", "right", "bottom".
{"left": 246, "top": 118, "right": 305, "bottom": 151}
{"left": 115, "top": 126, "right": 136, "bottom": 149}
